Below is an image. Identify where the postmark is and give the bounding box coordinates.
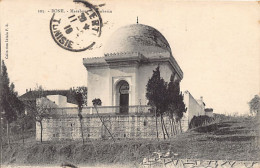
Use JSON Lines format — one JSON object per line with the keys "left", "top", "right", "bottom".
{"left": 50, "top": 0, "right": 103, "bottom": 52}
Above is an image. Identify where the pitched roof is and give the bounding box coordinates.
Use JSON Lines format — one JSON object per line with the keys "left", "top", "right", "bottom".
{"left": 19, "top": 90, "right": 77, "bottom": 104}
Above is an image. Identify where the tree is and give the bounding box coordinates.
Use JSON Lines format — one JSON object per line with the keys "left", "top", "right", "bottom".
{"left": 9, "top": 83, "right": 25, "bottom": 143}
{"left": 25, "top": 85, "right": 53, "bottom": 143}
{"left": 0, "top": 61, "right": 17, "bottom": 121}
{"left": 36, "top": 98, "right": 53, "bottom": 143}
{"left": 70, "top": 87, "right": 85, "bottom": 144}
{"left": 9, "top": 83, "right": 24, "bottom": 117}
{"left": 92, "top": 98, "right": 115, "bottom": 142}
{"left": 70, "top": 87, "right": 99, "bottom": 158}
{"left": 248, "top": 95, "right": 260, "bottom": 116}
{"left": 70, "top": 86, "right": 87, "bottom": 106}
{"left": 167, "top": 74, "right": 187, "bottom": 133}
{"left": 16, "top": 112, "right": 29, "bottom": 144}
{"left": 146, "top": 65, "right": 168, "bottom": 140}
{"left": 0, "top": 61, "right": 23, "bottom": 146}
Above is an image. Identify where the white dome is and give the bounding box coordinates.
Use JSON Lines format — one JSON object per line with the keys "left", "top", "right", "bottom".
{"left": 104, "top": 24, "right": 172, "bottom": 56}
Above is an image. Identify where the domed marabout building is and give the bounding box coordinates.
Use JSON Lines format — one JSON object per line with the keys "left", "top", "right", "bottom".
{"left": 83, "top": 24, "right": 183, "bottom": 111}
{"left": 34, "top": 24, "right": 207, "bottom": 141}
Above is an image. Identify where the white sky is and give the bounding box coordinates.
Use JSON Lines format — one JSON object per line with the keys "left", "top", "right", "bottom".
{"left": 1, "top": 0, "right": 259, "bottom": 115}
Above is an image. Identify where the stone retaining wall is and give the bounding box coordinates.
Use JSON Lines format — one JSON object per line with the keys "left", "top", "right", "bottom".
{"left": 36, "top": 114, "right": 185, "bottom": 141}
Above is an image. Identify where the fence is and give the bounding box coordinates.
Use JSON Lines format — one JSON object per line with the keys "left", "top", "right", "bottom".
{"left": 51, "top": 105, "right": 152, "bottom": 116}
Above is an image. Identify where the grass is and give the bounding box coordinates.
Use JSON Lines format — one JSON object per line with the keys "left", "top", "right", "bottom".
{"left": 174, "top": 116, "right": 259, "bottom": 161}
{"left": 1, "top": 115, "right": 259, "bottom": 167}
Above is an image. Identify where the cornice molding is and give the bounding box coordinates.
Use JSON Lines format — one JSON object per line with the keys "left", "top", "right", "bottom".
{"left": 83, "top": 52, "right": 183, "bottom": 79}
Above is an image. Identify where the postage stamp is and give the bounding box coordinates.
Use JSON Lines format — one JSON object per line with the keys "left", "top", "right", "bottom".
{"left": 50, "top": 0, "right": 103, "bottom": 52}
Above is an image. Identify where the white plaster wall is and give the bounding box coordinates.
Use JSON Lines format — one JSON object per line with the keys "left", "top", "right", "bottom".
{"left": 36, "top": 97, "right": 58, "bottom": 108}
{"left": 47, "top": 95, "right": 67, "bottom": 107}
{"left": 87, "top": 67, "right": 110, "bottom": 106}
{"left": 184, "top": 91, "right": 204, "bottom": 122}
{"left": 110, "top": 66, "right": 137, "bottom": 106}
{"left": 205, "top": 111, "right": 213, "bottom": 117}
{"left": 181, "top": 113, "right": 189, "bottom": 132}
{"left": 66, "top": 103, "right": 78, "bottom": 107}
{"left": 87, "top": 61, "right": 180, "bottom": 107}
{"left": 197, "top": 99, "right": 206, "bottom": 115}
{"left": 46, "top": 95, "right": 58, "bottom": 105}
{"left": 137, "top": 62, "right": 176, "bottom": 105}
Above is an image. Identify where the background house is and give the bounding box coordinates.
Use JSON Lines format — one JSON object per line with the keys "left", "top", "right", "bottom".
{"left": 205, "top": 108, "right": 214, "bottom": 117}
{"left": 19, "top": 89, "right": 77, "bottom": 115}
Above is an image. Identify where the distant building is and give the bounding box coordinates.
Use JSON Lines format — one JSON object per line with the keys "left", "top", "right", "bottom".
{"left": 197, "top": 96, "right": 206, "bottom": 112}
{"left": 45, "top": 95, "right": 77, "bottom": 108}
{"left": 19, "top": 90, "right": 77, "bottom": 115}
{"left": 205, "top": 108, "right": 214, "bottom": 117}
{"left": 37, "top": 95, "right": 78, "bottom": 109}
{"left": 182, "top": 91, "right": 206, "bottom": 131}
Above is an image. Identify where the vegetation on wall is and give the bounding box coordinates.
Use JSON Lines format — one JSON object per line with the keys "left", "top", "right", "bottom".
{"left": 166, "top": 74, "right": 187, "bottom": 132}
{"left": 146, "top": 65, "right": 186, "bottom": 140}
{"left": 189, "top": 115, "right": 213, "bottom": 129}
{"left": 146, "top": 66, "right": 168, "bottom": 139}
{"left": 70, "top": 87, "right": 87, "bottom": 145}
{"left": 70, "top": 86, "right": 87, "bottom": 106}
{"left": 92, "top": 98, "right": 115, "bottom": 142}
{"left": 25, "top": 85, "right": 53, "bottom": 143}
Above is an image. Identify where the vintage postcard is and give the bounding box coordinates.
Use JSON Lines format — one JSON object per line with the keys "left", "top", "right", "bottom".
{"left": 0, "top": 0, "right": 259, "bottom": 168}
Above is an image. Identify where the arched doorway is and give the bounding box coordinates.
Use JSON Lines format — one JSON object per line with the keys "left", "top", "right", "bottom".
{"left": 116, "top": 80, "right": 129, "bottom": 113}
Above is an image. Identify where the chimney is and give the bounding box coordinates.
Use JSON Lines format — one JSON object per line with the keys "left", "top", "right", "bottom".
{"left": 26, "top": 89, "right": 28, "bottom": 93}
{"left": 200, "top": 96, "right": 203, "bottom": 101}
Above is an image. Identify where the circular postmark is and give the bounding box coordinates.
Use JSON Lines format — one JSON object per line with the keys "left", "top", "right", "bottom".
{"left": 50, "top": 0, "right": 102, "bottom": 52}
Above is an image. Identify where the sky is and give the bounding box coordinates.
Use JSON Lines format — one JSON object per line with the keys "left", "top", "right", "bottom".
{"left": 1, "top": 0, "right": 259, "bottom": 115}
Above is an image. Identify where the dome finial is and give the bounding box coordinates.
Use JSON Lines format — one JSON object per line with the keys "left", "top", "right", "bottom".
{"left": 137, "top": 16, "right": 139, "bottom": 24}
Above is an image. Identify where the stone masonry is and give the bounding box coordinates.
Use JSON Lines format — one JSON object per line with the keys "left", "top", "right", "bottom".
{"left": 36, "top": 113, "right": 184, "bottom": 141}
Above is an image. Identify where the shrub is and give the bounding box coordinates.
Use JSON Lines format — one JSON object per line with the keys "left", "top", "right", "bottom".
{"left": 189, "top": 115, "right": 213, "bottom": 129}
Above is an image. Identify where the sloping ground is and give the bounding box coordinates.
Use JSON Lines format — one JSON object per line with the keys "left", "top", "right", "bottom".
{"left": 2, "top": 116, "right": 259, "bottom": 167}
{"left": 176, "top": 116, "right": 260, "bottom": 160}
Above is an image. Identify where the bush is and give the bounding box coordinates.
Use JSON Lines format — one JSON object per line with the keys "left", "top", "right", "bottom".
{"left": 189, "top": 115, "right": 213, "bottom": 129}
